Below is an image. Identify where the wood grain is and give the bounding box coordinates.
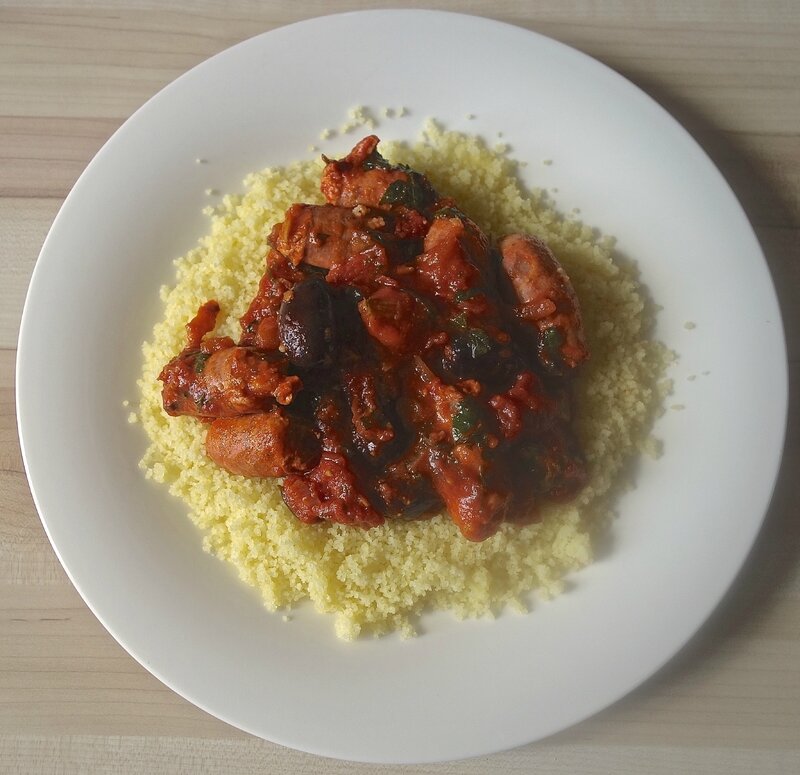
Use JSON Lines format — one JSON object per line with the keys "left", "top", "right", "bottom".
{"left": 1, "top": 2, "right": 798, "bottom": 772}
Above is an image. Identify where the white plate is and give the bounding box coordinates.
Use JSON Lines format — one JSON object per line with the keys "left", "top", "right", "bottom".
{"left": 16, "top": 10, "right": 787, "bottom": 764}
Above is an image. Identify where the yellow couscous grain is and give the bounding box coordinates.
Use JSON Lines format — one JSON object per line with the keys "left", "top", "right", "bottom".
{"left": 136, "top": 122, "right": 672, "bottom": 639}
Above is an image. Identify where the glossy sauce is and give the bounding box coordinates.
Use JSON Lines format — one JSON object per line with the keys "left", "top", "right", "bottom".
{"left": 159, "top": 136, "right": 590, "bottom": 541}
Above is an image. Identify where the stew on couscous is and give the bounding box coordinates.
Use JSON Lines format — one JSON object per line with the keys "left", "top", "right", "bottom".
{"left": 158, "top": 136, "right": 590, "bottom": 542}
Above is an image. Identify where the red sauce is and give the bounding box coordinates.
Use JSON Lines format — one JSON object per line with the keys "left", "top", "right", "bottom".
{"left": 158, "top": 136, "right": 590, "bottom": 541}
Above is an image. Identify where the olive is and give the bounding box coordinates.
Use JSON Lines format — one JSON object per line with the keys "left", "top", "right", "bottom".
{"left": 330, "top": 286, "right": 369, "bottom": 356}
{"left": 437, "top": 331, "right": 525, "bottom": 392}
{"left": 278, "top": 277, "right": 335, "bottom": 369}
{"left": 380, "top": 476, "right": 440, "bottom": 520}
{"left": 370, "top": 465, "right": 441, "bottom": 520}
{"left": 342, "top": 369, "right": 411, "bottom": 465}
{"left": 285, "top": 416, "right": 323, "bottom": 473}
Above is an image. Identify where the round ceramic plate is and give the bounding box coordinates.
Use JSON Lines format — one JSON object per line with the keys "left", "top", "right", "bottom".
{"left": 17, "top": 10, "right": 787, "bottom": 764}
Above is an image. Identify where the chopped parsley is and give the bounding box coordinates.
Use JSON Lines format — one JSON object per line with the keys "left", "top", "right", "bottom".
{"left": 451, "top": 398, "right": 482, "bottom": 444}
{"left": 454, "top": 287, "right": 483, "bottom": 303}
{"left": 541, "top": 327, "right": 563, "bottom": 361}
{"left": 450, "top": 312, "right": 468, "bottom": 329}
{"left": 433, "top": 206, "right": 465, "bottom": 220}
{"left": 379, "top": 173, "right": 433, "bottom": 211}
{"left": 193, "top": 352, "right": 210, "bottom": 373}
{"left": 463, "top": 328, "right": 492, "bottom": 358}
{"left": 361, "top": 149, "right": 393, "bottom": 170}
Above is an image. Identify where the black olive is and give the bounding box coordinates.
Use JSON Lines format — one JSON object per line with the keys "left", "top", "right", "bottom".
{"left": 505, "top": 425, "right": 588, "bottom": 501}
{"left": 376, "top": 473, "right": 440, "bottom": 520}
{"left": 284, "top": 416, "right": 322, "bottom": 473}
{"left": 330, "top": 286, "right": 368, "bottom": 356}
{"left": 353, "top": 407, "right": 412, "bottom": 466}
{"left": 341, "top": 369, "right": 412, "bottom": 466}
{"left": 278, "top": 277, "right": 335, "bottom": 369}
{"left": 436, "top": 332, "right": 526, "bottom": 392}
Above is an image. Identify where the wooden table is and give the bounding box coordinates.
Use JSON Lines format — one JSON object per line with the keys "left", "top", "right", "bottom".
{"left": 1, "top": 2, "right": 798, "bottom": 772}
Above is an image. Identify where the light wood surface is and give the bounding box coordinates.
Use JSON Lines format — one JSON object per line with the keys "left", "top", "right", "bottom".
{"left": 1, "top": 2, "right": 798, "bottom": 772}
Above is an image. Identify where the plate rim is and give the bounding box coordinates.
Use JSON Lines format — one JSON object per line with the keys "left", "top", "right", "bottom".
{"left": 15, "top": 8, "right": 789, "bottom": 764}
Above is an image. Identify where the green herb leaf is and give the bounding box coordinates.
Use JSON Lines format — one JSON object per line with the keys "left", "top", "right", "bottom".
{"left": 451, "top": 398, "right": 482, "bottom": 444}
{"left": 192, "top": 388, "right": 210, "bottom": 409}
{"left": 433, "top": 206, "right": 465, "bottom": 220}
{"left": 541, "top": 327, "right": 563, "bottom": 360}
{"left": 193, "top": 352, "right": 210, "bottom": 373}
{"left": 464, "top": 328, "right": 492, "bottom": 358}
{"left": 361, "top": 149, "right": 393, "bottom": 170}
{"left": 454, "top": 288, "right": 483, "bottom": 303}
{"left": 450, "top": 312, "right": 468, "bottom": 329}
{"left": 379, "top": 173, "right": 433, "bottom": 211}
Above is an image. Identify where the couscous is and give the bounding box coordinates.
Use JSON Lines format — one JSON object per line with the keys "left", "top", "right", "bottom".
{"left": 136, "top": 121, "right": 671, "bottom": 639}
